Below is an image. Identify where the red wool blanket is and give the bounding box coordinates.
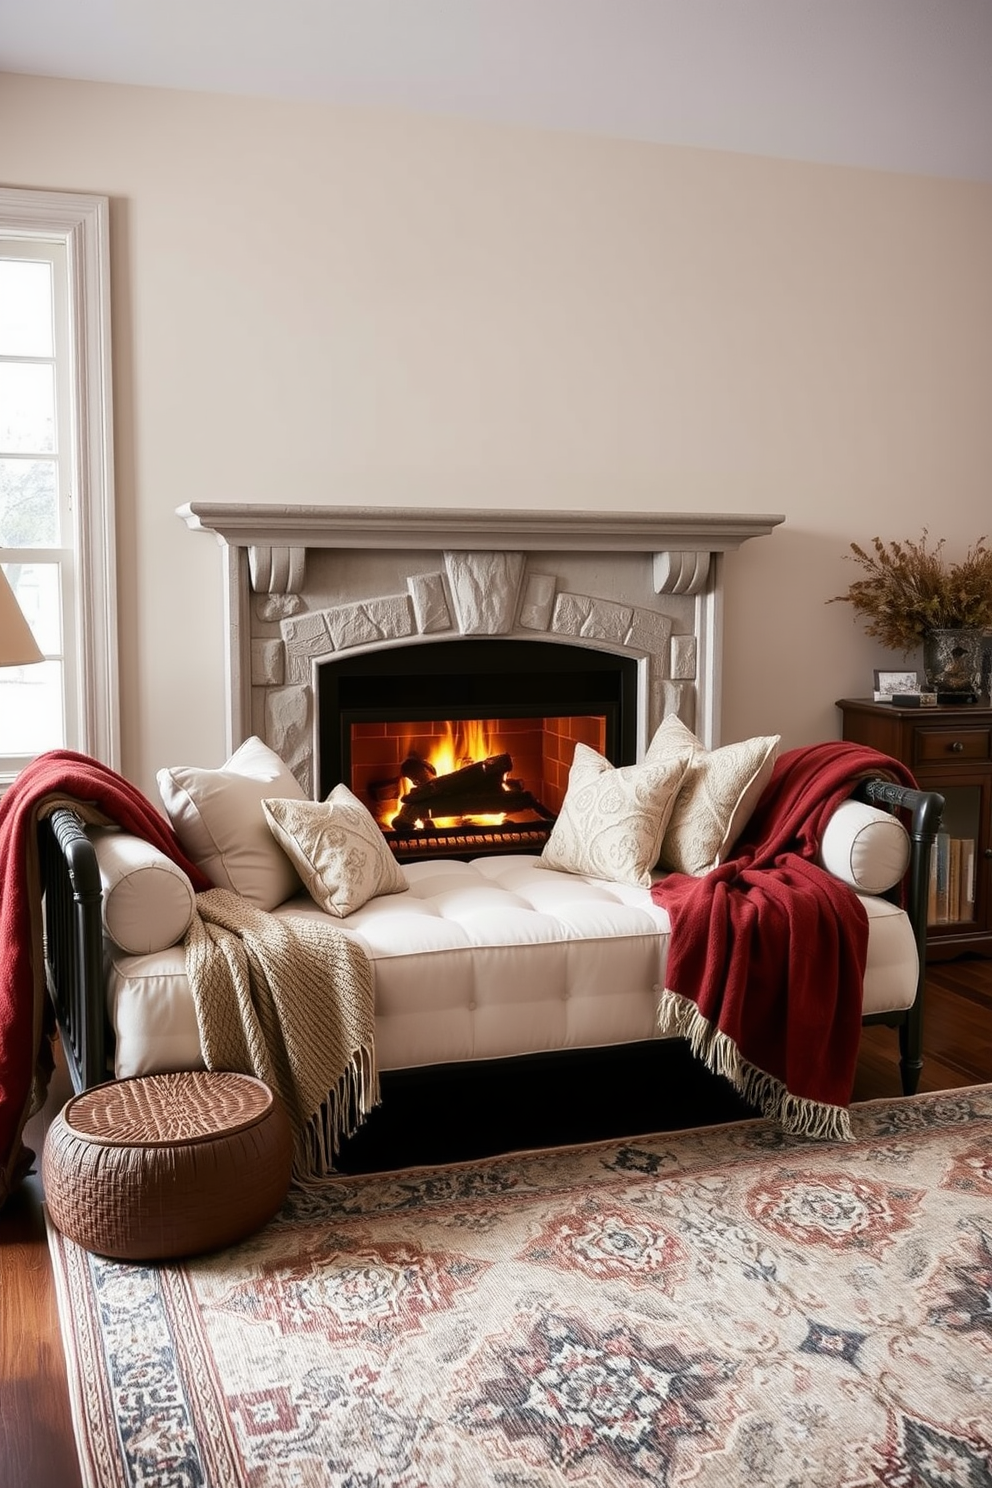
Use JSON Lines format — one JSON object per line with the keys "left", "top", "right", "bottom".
{"left": 0, "top": 751, "right": 212, "bottom": 1209}
{"left": 651, "top": 742, "right": 918, "bottom": 1140}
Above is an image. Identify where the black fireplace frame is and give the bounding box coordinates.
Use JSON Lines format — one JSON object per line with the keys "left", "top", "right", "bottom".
{"left": 315, "top": 636, "right": 639, "bottom": 803}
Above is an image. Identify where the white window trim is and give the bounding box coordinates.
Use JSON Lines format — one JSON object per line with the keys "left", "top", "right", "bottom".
{"left": 0, "top": 187, "right": 119, "bottom": 770}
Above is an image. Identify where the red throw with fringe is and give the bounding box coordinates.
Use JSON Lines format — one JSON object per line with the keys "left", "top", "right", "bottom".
{"left": 0, "top": 750, "right": 212, "bottom": 1208}
{"left": 651, "top": 741, "right": 918, "bottom": 1140}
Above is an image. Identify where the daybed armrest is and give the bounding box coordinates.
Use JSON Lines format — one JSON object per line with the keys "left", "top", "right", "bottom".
{"left": 39, "top": 806, "right": 106, "bottom": 1092}
{"left": 855, "top": 777, "right": 945, "bottom": 1094}
{"left": 857, "top": 777, "right": 944, "bottom": 932}
{"left": 39, "top": 810, "right": 199, "bottom": 1092}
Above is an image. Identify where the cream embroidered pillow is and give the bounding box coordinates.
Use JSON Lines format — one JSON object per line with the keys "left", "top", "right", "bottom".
{"left": 649, "top": 714, "right": 780, "bottom": 876}
{"left": 539, "top": 743, "right": 692, "bottom": 888}
{"left": 262, "top": 785, "right": 407, "bottom": 917}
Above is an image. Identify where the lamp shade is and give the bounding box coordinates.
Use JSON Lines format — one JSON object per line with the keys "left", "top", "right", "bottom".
{"left": 0, "top": 567, "right": 44, "bottom": 666}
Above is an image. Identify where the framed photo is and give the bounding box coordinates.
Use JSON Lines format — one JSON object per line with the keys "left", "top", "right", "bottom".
{"left": 873, "top": 668, "right": 919, "bottom": 702}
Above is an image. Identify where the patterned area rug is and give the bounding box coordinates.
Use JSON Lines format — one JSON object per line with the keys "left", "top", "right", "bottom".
{"left": 47, "top": 1086, "right": 992, "bottom": 1487}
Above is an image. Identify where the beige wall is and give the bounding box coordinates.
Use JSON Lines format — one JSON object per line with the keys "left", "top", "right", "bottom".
{"left": 2, "top": 72, "right": 991, "bottom": 796}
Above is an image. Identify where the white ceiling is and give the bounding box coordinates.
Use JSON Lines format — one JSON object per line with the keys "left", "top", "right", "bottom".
{"left": 3, "top": 0, "right": 992, "bottom": 182}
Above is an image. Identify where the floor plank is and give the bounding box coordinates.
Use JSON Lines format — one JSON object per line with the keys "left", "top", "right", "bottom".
{"left": 0, "top": 1052, "right": 81, "bottom": 1488}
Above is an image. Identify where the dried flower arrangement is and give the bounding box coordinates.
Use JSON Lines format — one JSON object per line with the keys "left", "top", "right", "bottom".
{"left": 829, "top": 532, "right": 992, "bottom": 654}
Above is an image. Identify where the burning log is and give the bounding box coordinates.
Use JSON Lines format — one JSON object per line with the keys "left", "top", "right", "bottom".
{"left": 401, "top": 754, "right": 512, "bottom": 808}
{"left": 401, "top": 753, "right": 437, "bottom": 786}
{"left": 391, "top": 752, "right": 553, "bottom": 830}
{"left": 369, "top": 776, "right": 402, "bottom": 803}
{"left": 369, "top": 751, "right": 437, "bottom": 802}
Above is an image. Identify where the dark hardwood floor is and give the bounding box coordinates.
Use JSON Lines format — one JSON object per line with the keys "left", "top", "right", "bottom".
{"left": 1, "top": 1048, "right": 82, "bottom": 1488}
{"left": 2, "top": 956, "right": 992, "bottom": 1488}
{"left": 852, "top": 955, "right": 992, "bottom": 1102}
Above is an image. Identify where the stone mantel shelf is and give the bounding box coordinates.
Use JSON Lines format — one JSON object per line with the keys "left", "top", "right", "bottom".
{"left": 178, "top": 500, "right": 785, "bottom": 774}
{"left": 178, "top": 503, "right": 785, "bottom": 554}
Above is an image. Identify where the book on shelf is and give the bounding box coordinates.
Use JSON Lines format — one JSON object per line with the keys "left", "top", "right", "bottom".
{"left": 948, "top": 837, "right": 961, "bottom": 925}
{"left": 927, "top": 832, "right": 977, "bottom": 925}
{"left": 933, "top": 830, "right": 950, "bottom": 924}
{"left": 962, "top": 837, "right": 976, "bottom": 920}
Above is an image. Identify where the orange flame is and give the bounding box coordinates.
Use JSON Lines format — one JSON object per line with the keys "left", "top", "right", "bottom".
{"left": 382, "top": 719, "right": 509, "bottom": 830}
{"left": 426, "top": 719, "right": 494, "bottom": 777}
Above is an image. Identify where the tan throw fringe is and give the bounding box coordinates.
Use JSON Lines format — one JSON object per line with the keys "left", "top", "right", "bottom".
{"left": 184, "top": 888, "right": 381, "bottom": 1184}
{"left": 294, "top": 1045, "right": 380, "bottom": 1191}
{"left": 657, "top": 988, "right": 853, "bottom": 1143}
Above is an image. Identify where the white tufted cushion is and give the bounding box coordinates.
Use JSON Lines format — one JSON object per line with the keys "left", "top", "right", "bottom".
{"left": 157, "top": 736, "right": 306, "bottom": 911}
{"left": 262, "top": 785, "right": 407, "bottom": 917}
{"left": 103, "top": 853, "right": 919, "bottom": 1081}
{"left": 106, "top": 855, "right": 675, "bottom": 1077}
{"left": 539, "top": 742, "right": 691, "bottom": 887}
{"left": 817, "top": 799, "right": 911, "bottom": 895}
{"left": 90, "top": 828, "right": 196, "bottom": 954}
{"left": 649, "top": 714, "right": 780, "bottom": 876}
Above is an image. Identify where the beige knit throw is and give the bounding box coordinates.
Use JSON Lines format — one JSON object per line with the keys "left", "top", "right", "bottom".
{"left": 183, "top": 888, "right": 378, "bottom": 1183}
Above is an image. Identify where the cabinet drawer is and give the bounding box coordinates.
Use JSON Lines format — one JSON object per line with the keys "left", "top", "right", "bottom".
{"left": 914, "top": 727, "right": 992, "bottom": 764}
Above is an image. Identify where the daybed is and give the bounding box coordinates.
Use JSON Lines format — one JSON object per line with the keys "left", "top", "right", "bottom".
{"left": 28, "top": 723, "right": 943, "bottom": 1165}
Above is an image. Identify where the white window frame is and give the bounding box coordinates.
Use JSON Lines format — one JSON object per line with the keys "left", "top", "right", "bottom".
{"left": 0, "top": 187, "right": 119, "bottom": 774}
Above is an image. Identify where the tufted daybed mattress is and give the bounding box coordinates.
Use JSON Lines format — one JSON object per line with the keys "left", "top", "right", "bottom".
{"left": 106, "top": 850, "right": 920, "bottom": 1083}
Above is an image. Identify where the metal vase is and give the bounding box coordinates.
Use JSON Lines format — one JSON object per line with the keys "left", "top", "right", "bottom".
{"left": 922, "top": 628, "right": 983, "bottom": 695}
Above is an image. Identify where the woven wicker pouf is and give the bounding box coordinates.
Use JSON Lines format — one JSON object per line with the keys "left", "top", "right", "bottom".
{"left": 43, "top": 1070, "right": 294, "bottom": 1261}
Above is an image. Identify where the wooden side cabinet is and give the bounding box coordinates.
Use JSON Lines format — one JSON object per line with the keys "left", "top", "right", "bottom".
{"left": 838, "top": 697, "right": 992, "bottom": 960}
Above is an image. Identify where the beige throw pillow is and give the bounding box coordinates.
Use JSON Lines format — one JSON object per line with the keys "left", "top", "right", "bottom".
{"left": 539, "top": 742, "right": 691, "bottom": 888}
{"left": 157, "top": 736, "right": 307, "bottom": 911}
{"left": 262, "top": 785, "right": 408, "bottom": 917}
{"left": 649, "top": 714, "right": 780, "bottom": 876}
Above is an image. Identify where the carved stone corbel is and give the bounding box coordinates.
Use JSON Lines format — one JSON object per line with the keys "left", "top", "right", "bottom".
{"left": 653, "top": 551, "right": 711, "bottom": 595}
{"left": 248, "top": 544, "right": 307, "bottom": 595}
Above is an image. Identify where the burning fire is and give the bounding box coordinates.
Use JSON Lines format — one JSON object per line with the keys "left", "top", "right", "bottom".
{"left": 427, "top": 719, "right": 495, "bottom": 778}
{"left": 377, "top": 720, "right": 510, "bottom": 829}
{"left": 363, "top": 714, "right": 557, "bottom": 842}
{"left": 406, "top": 720, "right": 507, "bottom": 828}
{"left": 429, "top": 813, "right": 507, "bottom": 827}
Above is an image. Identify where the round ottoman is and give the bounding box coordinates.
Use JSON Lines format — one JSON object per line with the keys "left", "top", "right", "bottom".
{"left": 43, "top": 1070, "right": 294, "bottom": 1261}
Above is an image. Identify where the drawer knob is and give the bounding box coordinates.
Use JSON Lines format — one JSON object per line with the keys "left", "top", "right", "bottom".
{"left": 950, "top": 741, "right": 964, "bottom": 752}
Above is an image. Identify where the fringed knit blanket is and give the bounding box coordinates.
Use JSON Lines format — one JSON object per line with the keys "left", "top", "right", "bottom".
{"left": 651, "top": 742, "right": 918, "bottom": 1141}
{"left": 184, "top": 889, "right": 379, "bottom": 1184}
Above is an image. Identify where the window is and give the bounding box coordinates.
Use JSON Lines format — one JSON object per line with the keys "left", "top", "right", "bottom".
{"left": 0, "top": 189, "right": 118, "bottom": 782}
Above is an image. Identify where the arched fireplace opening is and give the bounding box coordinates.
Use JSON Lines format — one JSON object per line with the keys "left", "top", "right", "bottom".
{"left": 317, "top": 637, "right": 638, "bottom": 861}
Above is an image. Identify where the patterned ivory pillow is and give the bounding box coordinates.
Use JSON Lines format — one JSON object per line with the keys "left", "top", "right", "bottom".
{"left": 648, "top": 714, "right": 780, "bottom": 876}
{"left": 539, "top": 742, "right": 692, "bottom": 888}
{"left": 262, "top": 784, "right": 408, "bottom": 917}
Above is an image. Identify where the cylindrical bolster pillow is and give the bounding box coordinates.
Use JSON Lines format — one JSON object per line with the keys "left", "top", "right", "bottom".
{"left": 816, "top": 799, "right": 911, "bottom": 895}
{"left": 90, "top": 828, "right": 196, "bottom": 954}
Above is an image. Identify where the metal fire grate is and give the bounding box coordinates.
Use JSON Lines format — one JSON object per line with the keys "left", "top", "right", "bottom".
{"left": 384, "top": 820, "right": 555, "bottom": 863}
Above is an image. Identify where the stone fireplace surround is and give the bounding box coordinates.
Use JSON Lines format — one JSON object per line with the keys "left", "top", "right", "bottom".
{"left": 178, "top": 504, "right": 784, "bottom": 798}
